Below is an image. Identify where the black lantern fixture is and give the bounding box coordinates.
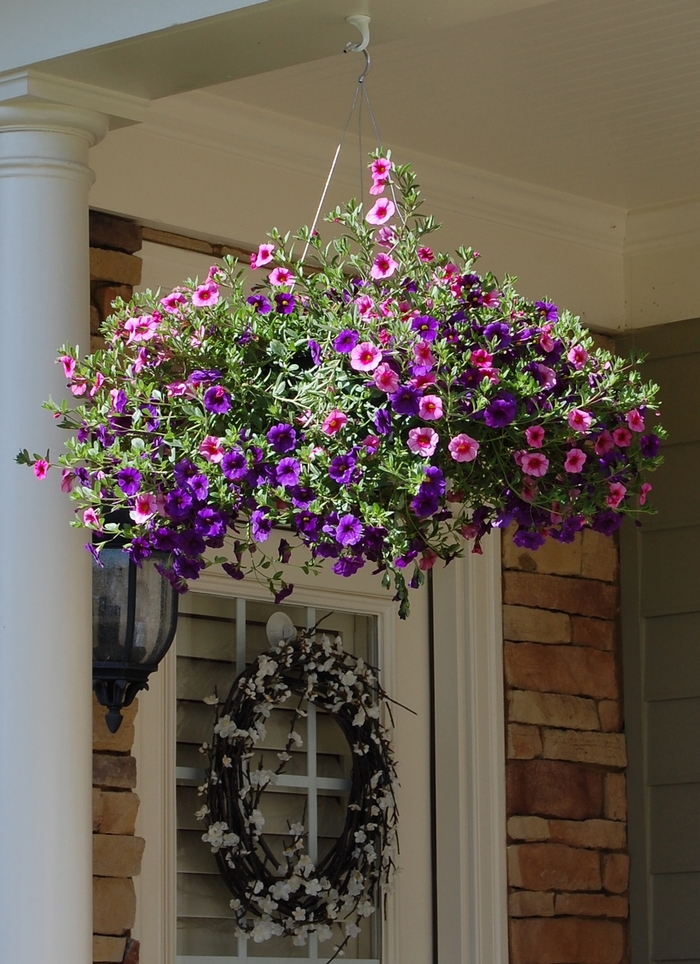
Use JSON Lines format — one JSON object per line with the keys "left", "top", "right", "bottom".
{"left": 92, "top": 525, "right": 179, "bottom": 733}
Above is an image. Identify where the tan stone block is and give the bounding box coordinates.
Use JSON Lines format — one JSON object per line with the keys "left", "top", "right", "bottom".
{"left": 93, "top": 834, "right": 145, "bottom": 877}
{"left": 100, "top": 791, "right": 139, "bottom": 835}
{"left": 509, "top": 690, "right": 600, "bottom": 731}
{"left": 555, "top": 893, "right": 628, "bottom": 918}
{"left": 604, "top": 773, "right": 627, "bottom": 821}
{"left": 92, "top": 283, "right": 133, "bottom": 322}
{"left": 503, "top": 571, "right": 617, "bottom": 619}
{"left": 509, "top": 723, "right": 543, "bottom": 760}
{"left": 90, "top": 247, "right": 142, "bottom": 286}
{"left": 541, "top": 729, "right": 627, "bottom": 768}
{"left": 505, "top": 643, "right": 618, "bottom": 700}
{"left": 93, "top": 696, "right": 137, "bottom": 753}
{"left": 509, "top": 890, "right": 555, "bottom": 917}
{"left": 93, "top": 788, "right": 104, "bottom": 833}
{"left": 508, "top": 815, "right": 550, "bottom": 842}
{"left": 581, "top": 529, "right": 618, "bottom": 583}
{"left": 90, "top": 304, "right": 101, "bottom": 334}
{"left": 503, "top": 606, "right": 571, "bottom": 644}
{"left": 93, "top": 876, "right": 136, "bottom": 935}
{"left": 603, "top": 853, "right": 629, "bottom": 894}
{"left": 571, "top": 616, "right": 615, "bottom": 650}
{"left": 510, "top": 917, "right": 624, "bottom": 964}
{"left": 548, "top": 819, "right": 627, "bottom": 850}
{"left": 507, "top": 760, "right": 604, "bottom": 820}
{"left": 93, "top": 753, "right": 137, "bottom": 790}
{"left": 90, "top": 333, "right": 107, "bottom": 353}
{"left": 508, "top": 843, "right": 601, "bottom": 891}
{"left": 598, "top": 701, "right": 621, "bottom": 732}
{"left": 504, "top": 529, "right": 582, "bottom": 576}
{"left": 93, "top": 935, "right": 127, "bottom": 962}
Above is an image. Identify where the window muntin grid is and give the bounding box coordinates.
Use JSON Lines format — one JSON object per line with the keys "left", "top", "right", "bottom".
{"left": 175, "top": 593, "right": 381, "bottom": 964}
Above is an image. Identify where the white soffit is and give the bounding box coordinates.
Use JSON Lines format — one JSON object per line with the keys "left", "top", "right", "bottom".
{"left": 143, "top": 90, "right": 627, "bottom": 254}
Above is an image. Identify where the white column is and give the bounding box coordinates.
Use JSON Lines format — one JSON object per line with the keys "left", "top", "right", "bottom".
{"left": 0, "top": 103, "right": 108, "bottom": 963}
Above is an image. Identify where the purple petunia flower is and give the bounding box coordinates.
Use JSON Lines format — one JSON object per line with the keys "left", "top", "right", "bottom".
{"left": 332, "top": 556, "right": 365, "bottom": 577}
{"left": 276, "top": 457, "right": 301, "bottom": 487}
{"left": 175, "top": 529, "right": 207, "bottom": 557}
{"left": 222, "top": 449, "right": 248, "bottom": 481}
{"left": 174, "top": 460, "right": 198, "bottom": 487}
{"left": 551, "top": 516, "right": 586, "bottom": 544}
{"left": 274, "top": 292, "right": 297, "bottom": 314}
{"left": 274, "top": 583, "right": 295, "bottom": 604}
{"left": 267, "top": 423, "right": 297, "bottom": 454}
{"left": 374, "top": 408, "right": 392, "bottom": 436}
{"left": 172, "top": 556, "right": 204, "bottom": 580}
{"left": 411, "top": 315, "right": 439, "bottom": 342}
{"left": 251, "top": 508, "right": 272, "bottom": 542}
{"left": 513, "top": 528, "right": 546, "bottom": 550}
{"left": 294, "top": 511, "right": 322, "bottom": 540}
{"left": 116, "top": 467, "right": 141, "bottom": 496}
{"left": 591, "top": 510, "right": 623, "bottom": 536}
{"left": 336, "top": 514, "right": 363, "bottom": 546}
{"left": 329, "top": 453, "right": 357, "bottom": 485}
{"left": 165, "top": 488, "right": 194, "bottom": 522}
{"left": 278, "top": 538, "right": 292, "bottom": 564}
{"left": 203, "top": 385, "right": 231, "bottom": 414}
{"left": 534, "top": 301, "right": 558, "bottom": 323}
{"left": 484, "top": 393, "right": 517, "bottom": 428}
{"left": 247, "top": 294, "right": 272, "bottom": 314}
{"left": 289, "top": 485, "right": 314, "bottom": 508}
{"left": 126, "top": 537, "right": 152, "bottom": 567}
{"left": 334, "top": 329, "right": 359, "bottom": 354}
{"left": 189, "top": 369, "right": 222, "bottom": 386}
{"left": 113, "top": 390, "right": 129, "bottom": 414}
{"left": 308, "top": 339, "right": 322, "bottom": 366}
{"left": 422, "top": 465, "right": 446, "bottom": 497}
{"left": 189, "top": 474, "right": 209, "bottom": 501}
{"left": 222, "top": 561, "right": 245, "bottom": 580}
{"left": 390, "top": 385, "right": 421, "bottom": 417}
{"left": 411, "top": 490, "right": 440, "bottom": 518}
{"left": 151, "top": 527, "right": 178, "bottom": 552}
{"left": 483, "top": 321, "right": 512, "bottom": 349}
{"left": 194, "top": 508, "right": 228, "bottom": 539}
{"left": 640, "top": 434, "right": 660, "bottom": 458}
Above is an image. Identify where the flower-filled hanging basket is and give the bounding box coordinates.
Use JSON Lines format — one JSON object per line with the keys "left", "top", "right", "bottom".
{"left": 20, "top": 154, "right": 663, "bottom": 615}
{"left": 200, "top": 627, "right": 397, "bottom": 956}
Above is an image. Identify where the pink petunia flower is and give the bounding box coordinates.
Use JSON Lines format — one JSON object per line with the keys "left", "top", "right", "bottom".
{"left": 371, "top": 157, "right": 392, "bottom": 180}
{"left": 413, "top": 340, "right": 436, "bottom": 368}
{"left": 362, "top": 435, "right": 381, "bottom": 455}
{"left": 370, "top": 253, "right": 399, "bottom": 280}
{"left": 350, "top": 342, "right": 382, "bottom": 372}
{"left": 251, "top": 243, "right": 275, "bottom": 270}
{"left": 160, "top": 290, "right": 187, "bottom": 314}
{"left": 595, "top": 431, "right": 615, "bottom": 455}
{"left": 70, "top": 380, "right": 87, "bottom": 396}
{"left": 373, "top": 363, "right": 400, "bottom": 393}
{"left": 567, "top": 345, "right": 589, "bottom": 369}
{"left": 520, "top": 477, "right": 538, "bottom": 503}
{"left": 536, "top": 364, "right": 557, "bottom": 391}
{"left": 124, "top": 314, "right": 160, "bottom": 344}
{"left": 366, "top": 198, "right": 395, "bottom": 226}
{"left": 418, "top": 247, "right": 434, "bottom": 262}
{"left": 521, "top": 451, "right": 550, "bottom": 477}
{"left": 411, "top": 372, "right": 437, "bottom": 391}
{"left": 419, "top": 549, "right": 438, "bottom": 571}
{"left": 58, "top": 355, "right": 76, "bottom": 379}
{"left": 482, "top": 290, "right": 501, "bottom": 309}
{"left": 564, "top": 448, "right": 587, "bottom": 473}
{"left": 419, "top": 395, "right": 443, "bottom": 420}
{"left": 375, "top": 226, "right": 396, "bottom": 247}
{"left": 449, "top": 434, "right": 480, "bottom": 463}
{"left": 369, "top": 178, "right": 387, "bottom": 196}
{"left": 607, "top": 482, "right": 627, "bottom": 509}
{"left": 408, "top": 427, "right": 439, "bottom": 457}
{"left": 626, "top": 409, "right": 645, "bottom": 432}
{"left": 33, "top": 459, "right": 49, "bottom": 480}
{"left": 130, "top": 493, "right": 158, "bottom": 524}
{"left": 89, "top": 372, "right": 104, "bottom": 398}
{"left": 60, "top": 469, "right": 75, "bottom": 493}
{"left": 355, "top": 294, "right": 375, "bottom": 318}
{"left": 539, "top": 326, "right": 555, "bottom": 353}
{"left": 567, "top": 409, "right": 594, "bottom": 433}
{"left": 199, "top": 436, "right": 225, "bottom": 463}
{"left": 471, "top": 349, "right": 493, "bottom": 370}
{"left": 525, "top": 425, "right": 545, "bottom": 449}
{"left": 269, "top": 266, "right": 294, "bottom": 287}
{"left": 83, "top": 508, "right": 101, "bottom": 528}
{"left": 639, "top": 482, "right": 652, "bottom": 506}
{"left": 322, "top": 409, "right": 347, "bottom": 435}
{"left": 612, "top": 426, "right": 632, "bottom": 448}
{"left": 192, "top": 282, "right": 220, "bottom": 307}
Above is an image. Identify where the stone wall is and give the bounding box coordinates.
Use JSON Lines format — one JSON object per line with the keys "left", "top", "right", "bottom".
{"left": 90, "top": 212, "right": 145, "bottom": 964}
{"left": 503, "top": 527, "right": 629, "bottom": 964}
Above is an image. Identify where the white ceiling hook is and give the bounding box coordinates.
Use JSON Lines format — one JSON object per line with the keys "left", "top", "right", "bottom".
{"left": 344, "top": 14, "right": 371, "bottom": 53}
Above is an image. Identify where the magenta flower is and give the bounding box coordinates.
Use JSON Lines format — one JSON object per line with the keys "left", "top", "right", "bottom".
{"left": 60, "top": 469, "right": 75, "bottom": 493}
{"left": 322, "top": 409, "right": 347, "bottom": 435}
{"left": 200, "top": 435, "right": 225, "bottom": 463}
{"left": 567, "top": 409, "right": 594, "bottom": 433}
{"left": 251, "top": 243, "right": 275, "bottom": 270}
{"left": 350, "top": 342, "right": 382, "bottom": 372}
{"left": 58, "top": 355, "right": 76, "bottom": 379}
{"left": 373, "top": 363, "right": 400, "bottom": 394}
{"left": 355, "top": 294, "right": 375, "bottom": 317}
{"left": 130, "top": 493, "right": 157, "bottom": 524}
{"left": 595, "top": 431, "right": 614, "bottom": 455}
{"left": 375, "top": 226, "right": 396, "bottom": 247}
{"left": 408, "top": 427, "right": 439, "bottom": 457}
{"left": 612, "top": 426, "right": 632, "bottom": 448}
{"left": 33, "top": 459, "right": 49, "bottom": 480}
{"left": 626, "top": 409, "right": 645, "bottom": 432}
{"left": 362, "top": 435, "right": 381, "bottom": 455}
{"left": 366, "top": 198, "right": 395, "bottom": 226}
{"left": 370, "top": 253, "right": 399, "bottom": 280}
{"left": 525, "top": 425, "right": 545, "bottom": 449}
{"left": 269, "top": 266, "right": 294, "bottom": 287}
{"left": 540, "top": 327, "right": 555, "bottom": 353}
{"left": 369, "top": 178, "right": 387, "bottom": 196}
{"left": 607, "top": 482, "right": 627, "bottom": 509}
{"left": 448, "top": 434, "right": 480, "bottom": 463}
{"left": 639, "top": 482, "right": 652, "bottom": 506}
{"left": 371, "top": 157, "right": 391, "bottom": 180}
{"left": 567, "top": 345, "right": 588, "bottom": 369}
{"left": 418, "top": 247, "right": 434, "bottom": 262}
{"left": 160, "top": 290, "right": 186, "bottom": 314}
{"left": 521, "top": 452, "right": 549, "bottom": 477}
{"left": 124, "top": 314, "right": 160, "bottom": 344}
{"left": 413, "top": 340, "right": 436, "bottom": 368}
{"left": 83, "top": 507, "right": 100, "bottom": 528}
{"left": 192, "top": 282, "right": 220, "bottom": 307}
{"left": 564, "top": 448, "right": 587, "bottom": 473}
{"left": 418, "top": 395, "right": 443, "bottom": 420}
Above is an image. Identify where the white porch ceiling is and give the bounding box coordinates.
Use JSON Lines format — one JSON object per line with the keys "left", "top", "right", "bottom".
{"left": 195, "top": 0, "right": 700, "bottom": 209}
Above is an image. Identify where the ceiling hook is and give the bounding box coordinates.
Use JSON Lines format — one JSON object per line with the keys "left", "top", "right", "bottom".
{"left": 344, "top": 14, "right": 371, "bottom": 53}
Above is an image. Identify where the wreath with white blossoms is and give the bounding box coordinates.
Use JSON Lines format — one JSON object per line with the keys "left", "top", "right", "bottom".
{"left": 198, "top": 625, "right": 398, "bottom": 960}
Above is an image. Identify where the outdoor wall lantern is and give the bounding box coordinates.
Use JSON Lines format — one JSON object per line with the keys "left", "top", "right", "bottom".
{"left": 92, "top": 527, "right": 179, "bottom": 733}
